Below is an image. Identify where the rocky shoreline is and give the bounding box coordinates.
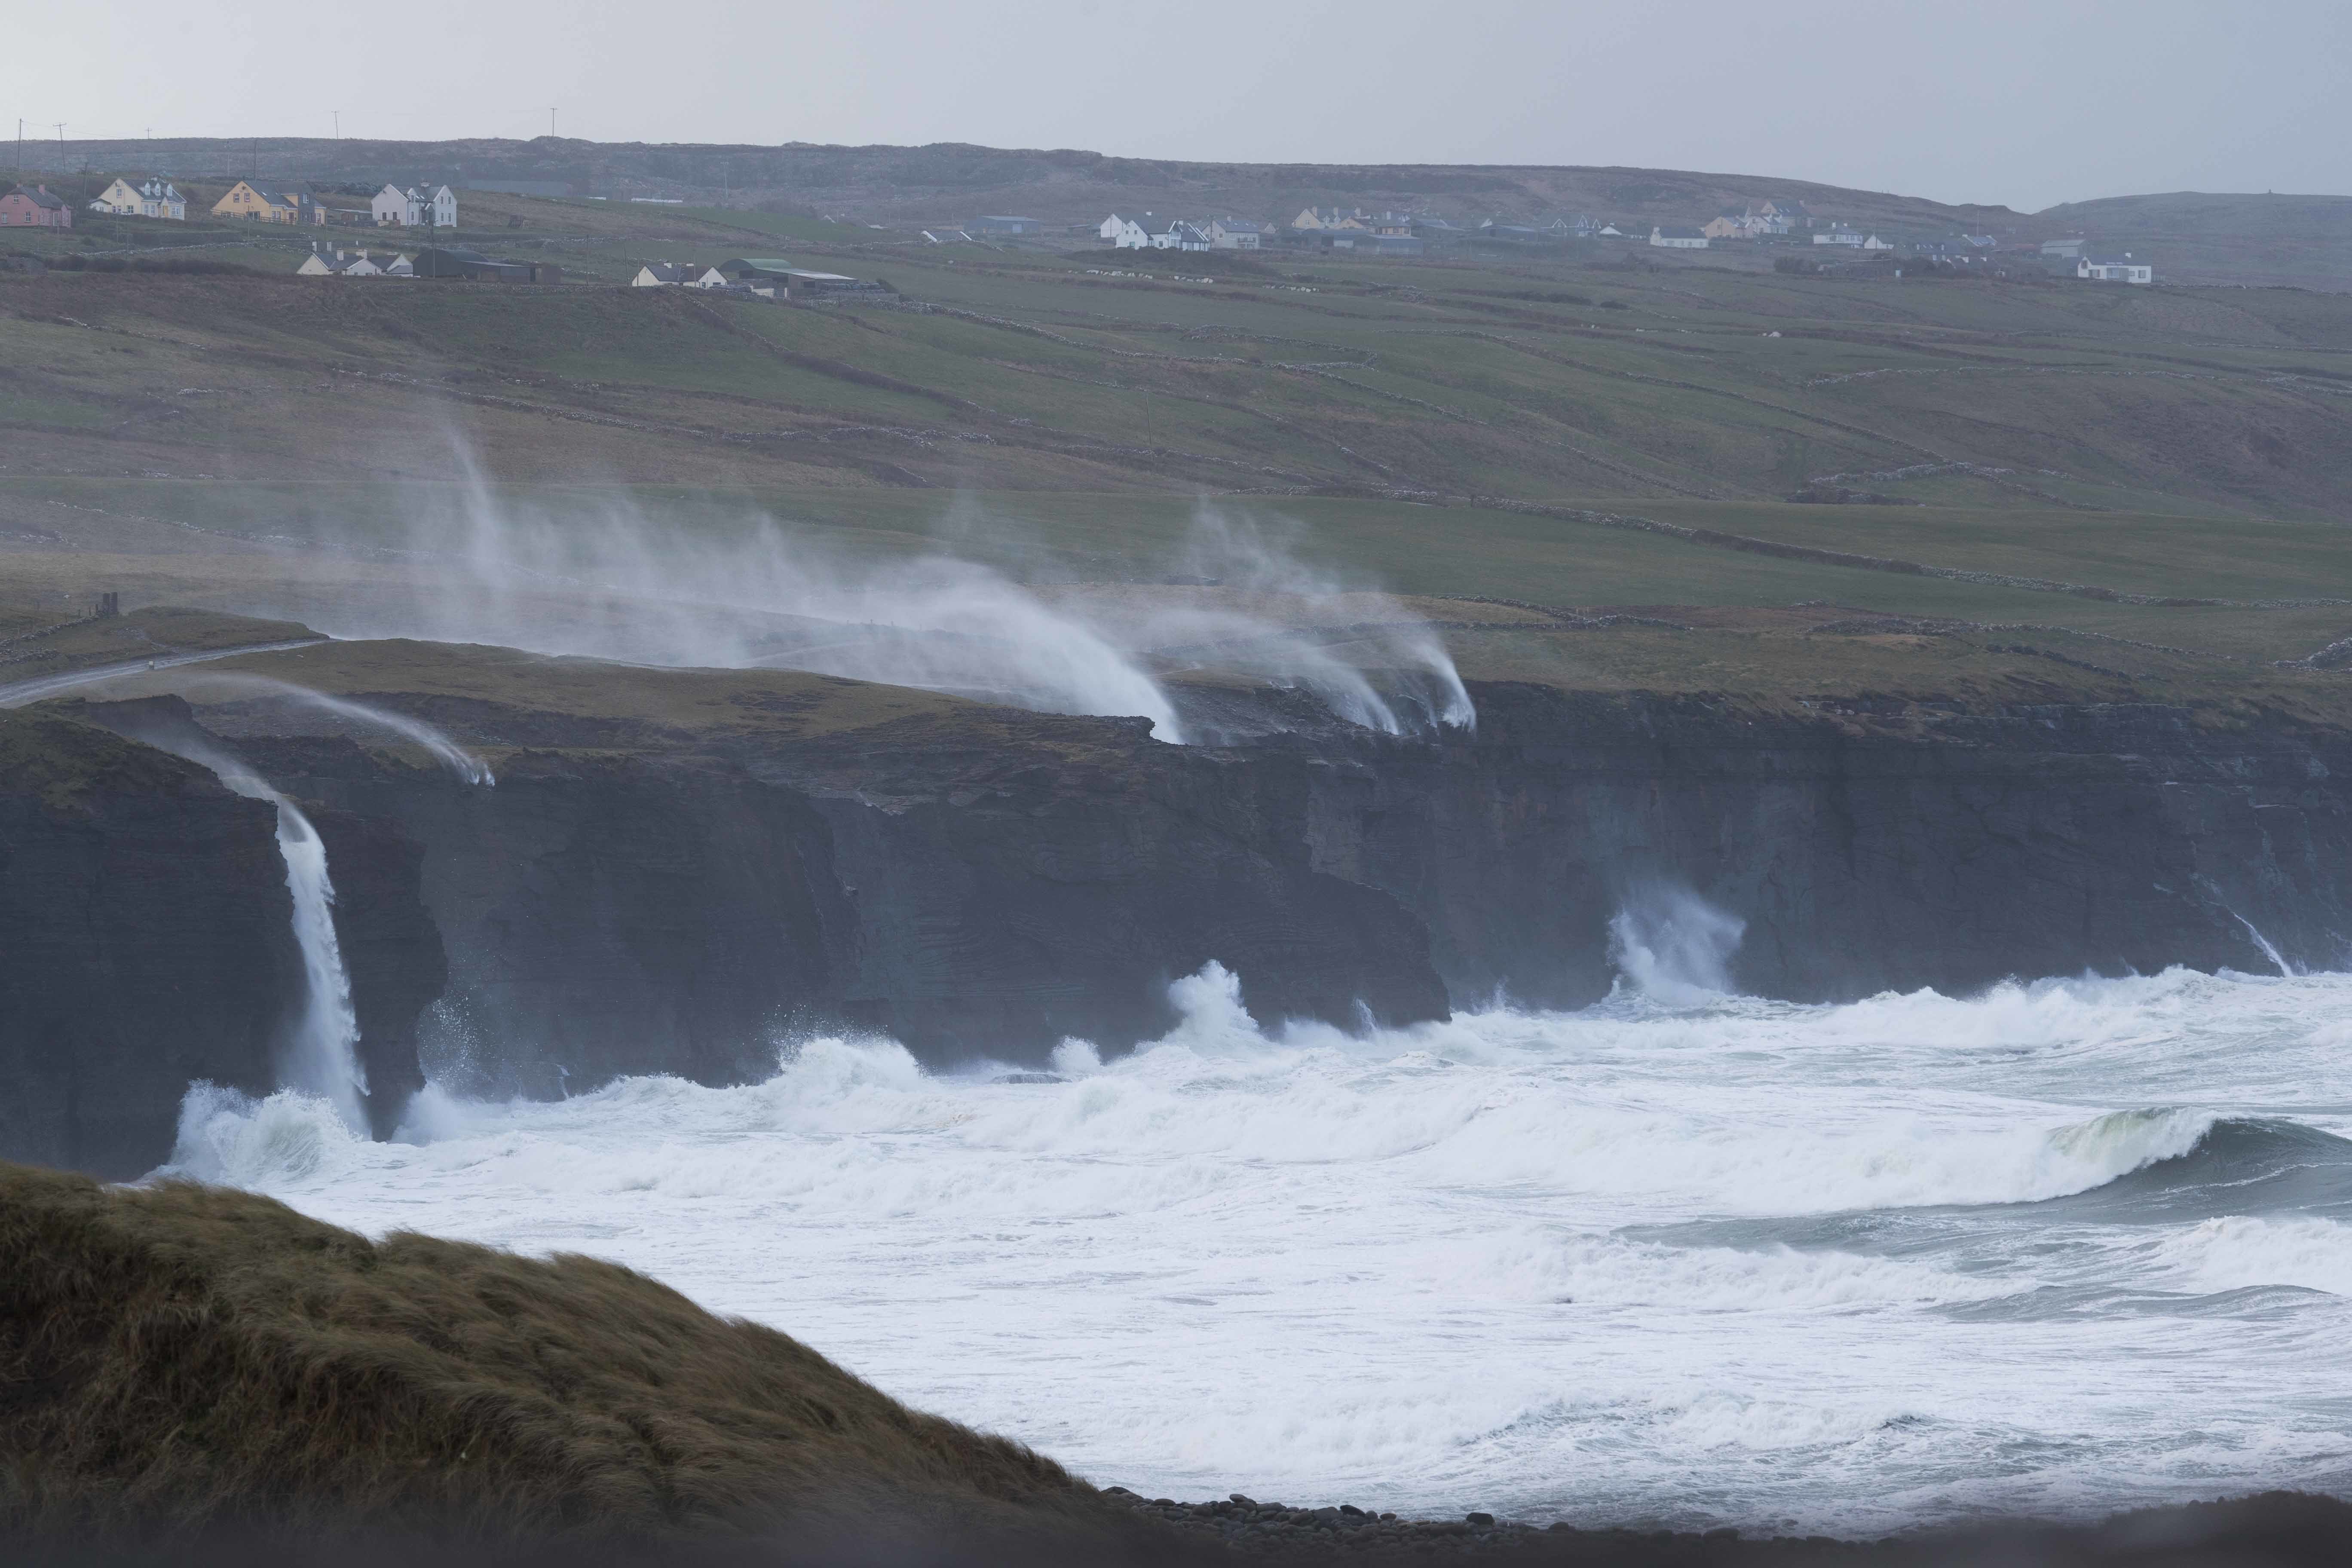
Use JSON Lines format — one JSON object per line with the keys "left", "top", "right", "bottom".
{"left": 1103, "top": 1488, "right": 1657, "bottom": 1556}
{"left": 1096, "top": 1487, "right": 2352, "bottom": 1564}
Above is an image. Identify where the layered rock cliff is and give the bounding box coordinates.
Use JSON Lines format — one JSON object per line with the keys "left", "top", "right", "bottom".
{"left": 10, "top": 654, "right": 2352, "bottom": 1176}
{"left": 1294, "top": 684, "right": 2352, "bottom": 1008}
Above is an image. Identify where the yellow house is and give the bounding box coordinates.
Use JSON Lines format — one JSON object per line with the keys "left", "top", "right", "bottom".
{"left": 211, "top": 181, "right": 321, "bottom": 224}
{"left": 1291, "top": 206, "right": 1369, "bottom": 232}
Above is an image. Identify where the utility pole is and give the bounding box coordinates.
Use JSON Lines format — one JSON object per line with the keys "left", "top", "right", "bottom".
{"left": 550, "top": 107, "right": 557, "bottom": 138}
{"left": 333, "top": 110, "right": 340, "bottom": 140}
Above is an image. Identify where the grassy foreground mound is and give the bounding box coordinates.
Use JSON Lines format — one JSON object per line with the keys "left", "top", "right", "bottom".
{"left": 0, "top": 1162, "right": 1143, "bottom": 1561}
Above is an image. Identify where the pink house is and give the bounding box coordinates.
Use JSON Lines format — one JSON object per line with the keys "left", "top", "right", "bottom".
{"left": 0, "top": 184, "right": 72, "bottom": 229}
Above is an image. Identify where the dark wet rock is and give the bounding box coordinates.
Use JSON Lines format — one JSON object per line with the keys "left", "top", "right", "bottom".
{"left": 25, "top": 676, "right": 2352, "bottom": 1171}
{"left": 0, "top": 708, "right": 291, "bottom": 1176}
{"left": 1096, "top": 1487, "right": 2352, "bottom": 1562}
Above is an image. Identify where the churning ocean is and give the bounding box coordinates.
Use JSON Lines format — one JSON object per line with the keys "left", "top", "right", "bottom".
{"left": 166, "top": 961, "right": 2352, "bottom": 1537}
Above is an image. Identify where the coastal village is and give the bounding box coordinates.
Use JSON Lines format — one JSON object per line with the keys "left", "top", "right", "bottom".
{"left": 2, "top": 173, "right": 2157, "bottom": 287}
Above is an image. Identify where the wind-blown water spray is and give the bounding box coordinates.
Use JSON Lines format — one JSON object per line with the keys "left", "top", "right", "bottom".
{"left": 1609, "top": 884, "right": 1747, "bottom": 1005}
{"left": 1109, "top": 501, "right": 1477, "bottom": 736}
{"left": 302, "top": 444, "right": 1473, "bottom": 741}
{"left": 2230, "top": 912, "right": 2294, "bottom": 977}
{"left": 329, "top": 464, "right": 1191, "bottom": 739}
{"left": 179, "top": 673, "right": 494, "bottom": 784}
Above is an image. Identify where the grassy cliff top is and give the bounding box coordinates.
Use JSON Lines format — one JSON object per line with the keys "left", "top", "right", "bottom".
{"left": 0, "top": 1161, "right": 1127, "bottom": 1553}
{"left": 65, "top": 612, "right": 2352, "bottom": 752}
{"left": 0, "top": 707, "right": 224, "bottom": 814}
{"left": 170, "top": 639, "right": 1131, "bottom": 756}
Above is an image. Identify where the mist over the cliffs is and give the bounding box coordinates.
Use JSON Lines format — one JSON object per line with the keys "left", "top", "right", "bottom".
{"left": 295, "top": 454, "right": 1472, "bottom": 742}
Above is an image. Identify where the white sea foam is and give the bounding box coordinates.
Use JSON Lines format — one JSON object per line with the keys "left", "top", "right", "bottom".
{"left": 2152, "top": 1216, "right": 2352, "bottom": 1297}
{"left": 162, "top": 964, "right": 2352, "bottom": 1533}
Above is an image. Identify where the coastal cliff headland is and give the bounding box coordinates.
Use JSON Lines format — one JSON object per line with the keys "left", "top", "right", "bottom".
{"left": 10, "top": 621, "right": 2352, "bottom": 1175}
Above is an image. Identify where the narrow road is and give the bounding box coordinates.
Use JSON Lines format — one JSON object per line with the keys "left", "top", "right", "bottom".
{"left": 0, "top": 638, "right": 329, "bottom": 708}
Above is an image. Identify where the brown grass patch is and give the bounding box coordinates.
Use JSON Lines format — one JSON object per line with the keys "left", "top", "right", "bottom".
{"left": 0, "top": 1162, "right": 1147, "bottom": 1560}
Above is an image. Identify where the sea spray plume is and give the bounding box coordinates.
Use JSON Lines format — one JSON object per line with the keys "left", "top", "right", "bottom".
{"left": 1609, "top": 884, "right": 1747, "bottom": 1005}
{"left": 177, "top": 673, "right": 494, "bottom": 785}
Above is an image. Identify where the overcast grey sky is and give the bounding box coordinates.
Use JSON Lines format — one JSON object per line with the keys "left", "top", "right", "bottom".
{"left": 13, "top": 0, "right": 2346, "bottom": 211}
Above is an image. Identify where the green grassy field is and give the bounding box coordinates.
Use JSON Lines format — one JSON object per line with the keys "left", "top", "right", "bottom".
{"left": 4, "top": 192, "right": 2349, "bottom": 707}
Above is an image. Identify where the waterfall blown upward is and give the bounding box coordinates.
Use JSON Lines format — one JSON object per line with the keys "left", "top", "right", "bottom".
{"left": 305, "top": 460, "right": 1473, "bottom": 741}
{"left": 181, "top": 673, "right": 494, "bottom": 784}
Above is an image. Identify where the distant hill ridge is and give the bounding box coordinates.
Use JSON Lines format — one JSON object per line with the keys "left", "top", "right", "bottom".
{"left": 13, "top": 137, "right": 2346, "bottom": 285}
{"left": 10, "top": 135, "right": 2034, "bottom": 231}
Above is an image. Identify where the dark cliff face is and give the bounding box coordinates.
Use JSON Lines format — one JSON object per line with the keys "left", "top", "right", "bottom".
{"left": 240, "top": 713, "right": 1449, "bottom": 1090}
{"left": 0, "top": 713, "right": 291, "bottom": 1177}
{"left": 16, "top": 675, "right": 2352, "bottom": 1174}
{"left": 1297, "top": 684, "right": 2352, "bottom": 1007}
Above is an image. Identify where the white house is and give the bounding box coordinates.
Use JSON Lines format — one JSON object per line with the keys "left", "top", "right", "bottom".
{"left": 372, "top": 182, "right": 457, "bottom": 229}
{"left": 1814, "top": 225, "right": 1865, "bottom": 247}
{"left": 688, "top": 265, "right": 729, "bottom": 288}
{"left": 1649, "top": 226, "right": 1708, "bottom": 250}
{"left": 1099, "top": 213, "right": 1152, "bottom": 249}
{"left": 1150, "top": 219, "right": 1210, "bottom": 251}
{"left": 89, "top": 177, "right": 185, "bottom": 220}
{"left": 297, "top": 244, "right": 385, "bottom": 277}
{"left": 2078, "top": 252, "right": 2153, "bottom": 284}
{"left": 631, "top": 262, "right": 698, "bottom": 286}
{"left": 383, "top": 252, "right": 414, "bottom": 276}
{"left": 1206, "top": 217, "right": 1263, "bottom": 250}
{"left": 1861, "top": 234, "right": 1895, "bottom": 251}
